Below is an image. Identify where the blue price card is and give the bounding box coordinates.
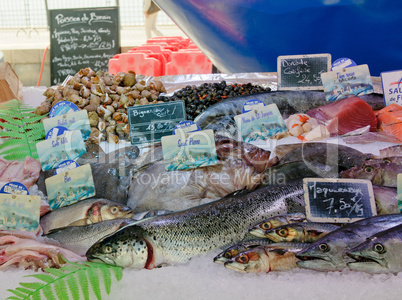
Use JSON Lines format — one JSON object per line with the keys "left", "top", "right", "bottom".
{"left": 49, "top": 101, "right": 79, "bottom": 118}
{"left": 45, "top": 126, "right": 69, "bottom": 140}
{"left": 380, "top": 70, "right": 402, "bottom": 106}
{"left": 0, "top": 194, "right": 41, "bottom": 231}
{"left": 398, "top": 174, "right": 402, "bottom": 212}
{"left": 173, "top": 120, "right": 201, "bottom": 135}
{"left": 43, "top": 110, "right": 91, "bottom": 141}
{"left": 242, "top": 99, "right": 265, "bottom": 113}
{"left": 161, "top": 129, "right": 218, "bottom": 171}
{"left": 45, "top": 164, "right": 95, "bottom": 210}
{"left": 0, "top": 182, "right": 29, "bottom": 195}
{"left": 331, "top": 57, "right": 357, "bottom": 71}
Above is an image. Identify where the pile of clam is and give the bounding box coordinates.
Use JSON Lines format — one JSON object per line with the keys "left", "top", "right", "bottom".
{"left": 35, "top": 68, "right": 166, "bottom": 144}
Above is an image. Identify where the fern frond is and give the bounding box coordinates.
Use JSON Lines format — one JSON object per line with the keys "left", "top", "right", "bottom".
{"left": 7, "top": 259, "right": 124, "bottom": 300}
{"left": 1, "top": 122, "right": 24, "bottom": 133}
{"left": 0, "top": 138, "right": 25, "bottom": 150}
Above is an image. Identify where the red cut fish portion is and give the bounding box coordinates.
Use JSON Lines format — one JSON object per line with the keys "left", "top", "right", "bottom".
{"left": 307, "top": 97, "right": 377, "bottom": 135}
{"left": 376, "top": 104, "right": 402, "bottom": 141}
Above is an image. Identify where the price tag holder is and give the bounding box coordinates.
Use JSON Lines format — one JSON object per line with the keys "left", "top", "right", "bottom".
{"left": 127, "top": 101, "right": 186, "bottom": 145}
{"left": 398, "top": 174, "right": 402, "bottom": 212}
{"left": 173, "top": 120, "right": 201, "bottom": 135}
{"left": 242, "top": 99, "right": 265, "bottom": 113}
{"left": 45, "top": 126, "right": 69, "bottom": 140}
{"left": 49, "top": 101, "right": 79, "bottom": 118}
{"left": 43, "top": 110, "right": 91, "bottom": 141}
{"left": 277, "top": 53, "right": 331, "bottom": 91}
{"left": 303, "top": 178, "right": 377, "bottom": 223}
{"left": 331, "top": 57, "right": 357, "bottom": 71}
{"left": 380, "top": 70, "right": 402, "bottom": 106}
{"left": 0, "top": 182, "right": 29, "bottom": 195}
{"left": 234, "top": 104, "right": 288, "bottom": 143}
{"left": 0, "top": 194, "right": 41, "bottom": 231}
{"left": 161, "top": 129, "right": 218, "bottom": 171}
{"left": 45, "top": 164, "right": 95, "bottom": 210}
{"left": 36, "top": 130, "right": 86, "bottom": 171}
{"left": 55, "top": 160, "right": 79, "bottom": 175}
{"left": 321, "top": 64, "right": 374, "bottom": 102}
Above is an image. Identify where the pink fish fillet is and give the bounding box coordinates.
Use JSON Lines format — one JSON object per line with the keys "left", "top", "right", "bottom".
{"left": 0, "top": 157, "right": 41, "bottom": 189}
{"left": 307, "top": 97, "right": 377, "bottom": 135}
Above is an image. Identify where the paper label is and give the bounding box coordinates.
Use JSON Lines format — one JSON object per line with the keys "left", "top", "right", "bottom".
{"left": 398, "top": 174, "right": 402, "bottom": 212}
{"left": 242, "top": 99, "right": 265, "bottom": 113}
{"left": 45, "top": 164, "right": 96, "bottom": 210}
{"left": 173, "top": 120, "right": 201, "bottom": 135}
{"left": 49, "top": 101, "right": 79, "bottom": 118}
{"left": 0, "top": 194, "right": 41, "bottom": 231}
{"left": 234, "top": 104, "right": 288, "bottom": 143}
{"left": 0, "top": 182, "right": 29, "bottom": 195}
{"left": 161, "top": 129, "right": 218, "bottom": 171}
{"left": 55, "top": 160, "right": 79, "bottom": 175}
{"left": 36, "top": 130, "right": 86, "bottom": 171}
{"left": 43, "top": 110, "right": 91, "bottom": 140}
{"left": 380, "top": 70, "right": 402, "bottom": 106}
{"left": 303, "top": 178, "right": 377, "bottom": 223}
{"left": 331, "top": 57, "right": 357, "bottom": 71}
{"left": 321, "top": 64, "right": 374, "bottom": 102}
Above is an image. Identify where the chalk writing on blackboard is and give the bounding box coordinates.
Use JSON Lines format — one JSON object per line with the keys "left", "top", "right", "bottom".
{"left": 49, "top": 7, "right": 120, "bottom": 84}
{"left": 277, "top": 54, "right": 331, "bottom": 91}
{"left": 303, "top": 178, "right": 377, "bottom": 223}
{"left": 127, "top": 101, "right": 186, "bottom": 145}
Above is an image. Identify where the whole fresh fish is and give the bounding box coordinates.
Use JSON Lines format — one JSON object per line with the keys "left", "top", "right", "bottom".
{"left": 341, "top": 162, "right": 401, "bottom": 187}
{"left": 86, "top": 180, "right": 306, "bottom": 269}
{"left": 373, "top": 185, "right": 398, "bottom": 215}
{"left": 127, "top": 135, "right": 273, "bottom": 212}
{"left": 37, "top": 144, "right": 140, "bottom": 205}
{"left": 378, "top": 145, "right": 402, "bottom": 158}
{"left": 278, "top": 142, "right": 373, "bottom": 174}
{"left": 347, "top": 223, "right": 402, "bottom": 274}
{"left": 45, "top": 219, "right": 137, "bottom": 256}
{"left": 223, "top": 243, "right": 308, "bottom": 273}
{"left": 40, "top": 198, "right": 135, "bottom": 235}
{"left": 214, "top": 238, "right": 275, "bottom": 264}
{"left": 248, "top": 213, "right": 306, "bottom": 238}
{"left": 194, "top": 91, "right": 384, "bottom": 138}
{"left": 296, "top": 214, "right": 402, "bottom": 272}
{"left": 255, "top": 222, "right": 340, "bottom": 243}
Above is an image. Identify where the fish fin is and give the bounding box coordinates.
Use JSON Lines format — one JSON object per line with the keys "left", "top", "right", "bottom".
{"left": 68, "top": 219, "right": 88, "bottom": 226}
{"left": 132, "top": 159, "right": 163, "bottom": 179}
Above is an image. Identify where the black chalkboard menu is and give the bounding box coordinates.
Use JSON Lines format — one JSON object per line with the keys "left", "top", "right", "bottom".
{"left": 49, "top": 7, "right": 120, "bottom": 85}
{"left": 303, "top": 178, "right": 377, "bottom": 223}
{"left": 277, "top": 54, "right": 331, "bottom": 91}
{"left": 127, "top": 101, "right": 186, "bottom": 145}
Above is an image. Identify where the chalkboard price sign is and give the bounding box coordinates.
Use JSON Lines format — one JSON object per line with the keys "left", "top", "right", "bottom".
{"left": 49, "top": 7, "right": 120, "bottom": 85}
{"left": 277, "top": 54, "right": 331, "bottom": 91}
{"left": 303, "top": 178, "right": 377, "bottom": 223}
{"left": 127, "top": 101, "right": 186, "bottom": 145}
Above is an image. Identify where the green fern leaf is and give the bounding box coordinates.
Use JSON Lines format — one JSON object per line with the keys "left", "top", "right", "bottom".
{"left": 45, "top": 268, "right": 66, "bottom": 278}
{"left": 76, "top": 266, "right": 90, "bottom": 300}
{"left": 30, "top": 290, "right": 43, "bottom": 300}
{"left": 87, "top": 267, "right": 102, "bottom": 300}
{"left": 0, "top": 122, "right": 23, "bottom": 133}
{"left": 66, "top": 275, "right": 80, "bottom": 300}
{"left": 110, "top": 266, "right": 123, "bottom": 281}
{"left": 5, "top": 296, "right": 22, "bottom": 300}
{"left": 54, "top": 279, "right": 69, "bottom": 300}
{"left": 6, "top": 289, "right": 26, "bottom": 298}
{"left": 19, "top": 282, "right": 45, "bottom": 291}
{"left": 0, "top": 138, "right": 24, "bottom": 150}
{"left": 15, "top": 287, "right": 31, "bottom": 296}
{"left": 29, "top": 273, "right": 56, "bottom": 284}
{"left": 99, "top": 265, "right": 112, "bottom": 295}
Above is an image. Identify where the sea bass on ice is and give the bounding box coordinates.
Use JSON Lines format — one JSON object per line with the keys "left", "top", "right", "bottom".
{"left": 347, "top": 223, "right": 402, "bottom": 274}
{"left": 86, "top": 181, "right": 306, "bottom": 269}
{"left": 194, "top": 91, "right": 385, "bottom": 138}
{"left": 40, "top": 198, "right": 135, "bottom": 234}
{"left": 296, "top": 214, "right": 402, "bottom": 272}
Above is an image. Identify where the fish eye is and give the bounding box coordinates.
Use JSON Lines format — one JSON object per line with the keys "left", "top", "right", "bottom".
{"left": 103, "top": 245, "right": 113, "bottom": 254}
{"left": 235, "top": 254, "right": 249, "bottom": 264}
{"left": 261, "top": 222, "right": 272, "bottom": 230}
{"left": 373, "top": 243, "right": 386, "bottom": 254}
{"left": 224, "top": 249, "right": 239, "bottom": 259}
{"left": 276, "top": 228, "right": 288, "bottom": 237}
{"left": 318, "top": 243, "right": 329, "bottom": 252}
{"left": 110, "top": 206, "right": 119, "bottom": 214}
{"left": 364, "top": 166, "right": 374, "bottom": 173}
{"left": 383, "top": 158, "right": 391, "bottom": 164}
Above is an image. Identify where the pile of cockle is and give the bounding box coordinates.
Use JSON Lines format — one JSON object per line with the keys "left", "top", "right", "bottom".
{"left": 34, "top": 67, "right": 167, "bottom": 144}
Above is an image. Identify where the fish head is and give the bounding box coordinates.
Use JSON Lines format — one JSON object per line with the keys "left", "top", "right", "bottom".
{"left": 214, "top": 246, "right": 243, "bottom": 265}
{"left": 296, "top": 233, "right": 349, "bottom": 271}
{"left": 347, "top": 236, "right": 395, "bottom": 274}
{"left": 341, "top": 164, "right": 378, "bottom": 181}
{"left": 223, "top": 247, "right": 268, "bottom": 273}
{"left": 263, "top": 225, "right": 300, "bottom": 243}
{"left": 99, "top": 202, "right": 135, "bottom": 221}
{"left": 249, "top": 218, "right": 285, "bottom": 238}
{"left": 86, "top": 225, "right": 149, "bottom": 269}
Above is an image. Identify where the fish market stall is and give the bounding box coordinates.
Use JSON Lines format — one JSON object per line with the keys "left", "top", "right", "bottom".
{"left": 0, "top": 69, "right": 401, "bottom": 300}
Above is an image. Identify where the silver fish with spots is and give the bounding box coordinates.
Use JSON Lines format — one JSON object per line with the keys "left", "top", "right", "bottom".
{"left": 86, "top": 180, "right": 306, "bottom": 269}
